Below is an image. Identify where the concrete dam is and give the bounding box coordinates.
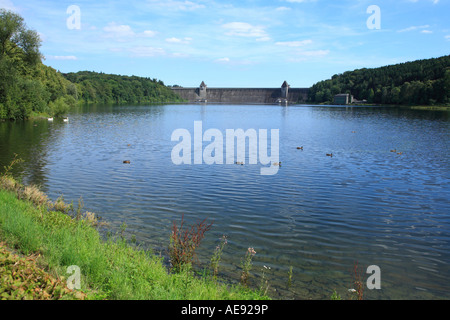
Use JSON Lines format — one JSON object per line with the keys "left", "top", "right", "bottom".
{"left": 171, "top": 81, "right": 309, "bottom": 104}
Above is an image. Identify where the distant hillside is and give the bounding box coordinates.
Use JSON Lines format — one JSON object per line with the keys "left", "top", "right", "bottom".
{"left": 308, "top": 55, "right": 450, "bottom": 106}
{"left": 0, "top": 9, "right": 183, "bottom": 121}
{"left": 63, "top": 71, "right": 184, "bottom": 105}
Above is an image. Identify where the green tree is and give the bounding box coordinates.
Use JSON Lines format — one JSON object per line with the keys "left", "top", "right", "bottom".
{"left": 0, "top": 10, "right": 76, "bottom": 120}
{"left": 367, "top": 88, "right": 375, "bottom": 103}
{"left": 308, "top": 55, "right": 450, "bottom": 105}
{"left": 444, "top": 68, "right": 450, "bottom": 103}
{"left": 0, "top": 9, "right": 42, "bottom": 66}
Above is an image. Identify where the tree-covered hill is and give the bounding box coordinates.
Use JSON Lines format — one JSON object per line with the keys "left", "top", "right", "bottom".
{"left": 0, "top": 9, "right": 76, "bottom": 120}
{"left": 0, "top": 9, "right": 183, "bottom": 121}
{"left": 308, "top": 55, "right": 450, "bottom": 106}
{"left": 62, "top": 71, "right": 183, "bottom": 105}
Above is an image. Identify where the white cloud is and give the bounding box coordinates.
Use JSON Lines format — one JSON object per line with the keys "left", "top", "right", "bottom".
{"left": 256, "top": 37, "right": 271, "bottom": 42}
{"left": 275, "top": 7, "right": 291, "bottom": 11}
{"left": 103, "top": 23, "right": 136, "bottom": 40}
{"left": 129, "top": 46, "right": 166, "bottom": 57}
{"left": 421, "top": 30, "right": 433, "bottom": 34}
{"left": 0, "top": 0, "right": 18, "bottom": 11}
{"left": 215, "top": 57, "right": 230, "bottom": 63}
{"left": 398, "top": 25, "right": 430, "bottom": 32}
{"left": 222, "top": 22, "right": 270, "bottom": 41}
{"left": 142, "top": 30, "right": 158, "bottom": 37}
{"left": 171, "top": 52, "right": 190, "bottom": 58}
{"left": 46, "top": 55, "right": 78, "bottom": 61}
{"left": 275, "top": 40, "right": 313, "bottom": 47}
{"left": 445, "top": 35, "right": 450, "bottom": 41}
{"left": 213, "top": 57, "right": 255, "bottom": 66}
{"left": 146, "top": 0, "right": 205, "bottom": 11}
{"left": 283, "top": 0, "right": 317, "bottom": 3}
{"left": 406, "top": 0, "right": 439, "bottom": 3}
{"left": 165, "top": 37, "right": 192, "bottom": 44}
{"left": 103, "top": 23, "right": 158, "bottom": 41}
{"left": 176, "top": 0, "right": 205, "bottom": 10}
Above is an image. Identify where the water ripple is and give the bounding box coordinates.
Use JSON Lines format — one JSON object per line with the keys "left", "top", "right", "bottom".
{"left": 1, "top": 104, "right": 449, "bottom": 299}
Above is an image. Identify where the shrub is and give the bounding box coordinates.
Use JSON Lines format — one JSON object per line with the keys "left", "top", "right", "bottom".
{"left": 168, "top": 214, "right": 212, "bottom": 272}
{"left": 19, "top": 185, "right": 49, "bottom": 207}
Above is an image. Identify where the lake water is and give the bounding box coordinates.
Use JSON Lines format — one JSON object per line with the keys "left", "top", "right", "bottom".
{"left": 1, "top": 104, "right": 449, "bottom": 300}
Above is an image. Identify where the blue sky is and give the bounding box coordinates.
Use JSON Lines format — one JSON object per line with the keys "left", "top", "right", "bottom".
{"left": 2, "top": 0, "right": 449, "bottom": 87}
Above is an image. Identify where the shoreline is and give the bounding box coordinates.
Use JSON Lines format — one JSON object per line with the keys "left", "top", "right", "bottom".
{"left": 0, "top": 174, "right": 270, "bottom": 300}
{"left": 2, "top": 102, "right": 448, "bottom": 123}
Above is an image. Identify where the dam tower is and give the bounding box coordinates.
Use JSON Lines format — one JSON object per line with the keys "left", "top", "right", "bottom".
{"left": 198, "top": 81, "right": 207, "bottom": 101}
{"left": 281, "top": 81, "right": 290, "bottom": 99}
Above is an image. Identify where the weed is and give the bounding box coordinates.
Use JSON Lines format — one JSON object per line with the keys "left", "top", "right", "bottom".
{"left": 81, "top": 211, "right": 105, "bottom": 227}
{"left": 0, "top": 154, "right": 23, "bottom": 193}
{"left": 18, "top": 185, "right": 49, "bottom": 207}
{"left": 51, "top": 195, "right": 71, "bottom": 213}
{"left": 120, "top": 222, "right": 127, "bottom": 240}
{"left": 259, "top": 265, "right": 271, "bottom": 296}
{"left": 350, "top": 261, "right": 364, "bottom": 300}
{"left": 240, "top": 247, "right": 256, "bottom": 287}
{"left": 210, "top": 235, "right": 227, "bottom": 279}
{"left": 331, "top": 289, "right": 342, "bottom": 300}
{"left": 0, "top": 175, "right": 20, "bottom": 193}
{"left": 1, "top": 153, "right": 23, "bottom": 177}
{"left": 168, "top": 214, "right": 212, "bottom": 273}
{"left": 287, "top": 266, "right": 293, "bottom": 288}
{"left": 75, "top": 196, "right": 84, "bottom": 220}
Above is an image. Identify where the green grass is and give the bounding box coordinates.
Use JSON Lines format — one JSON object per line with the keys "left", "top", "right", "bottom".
{"left": 0, "top": 188, "right": 269, "bottom": 300}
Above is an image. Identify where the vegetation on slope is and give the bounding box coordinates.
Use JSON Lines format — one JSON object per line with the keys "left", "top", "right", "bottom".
{"left": 62, "top": 71, "right": 183, "bottom": 105}
{"left": 0, "top": 9, "right": 182, "bottom": 121}
{"left": 0, "top": 157, "right": 268, "bottom": 300}
{"left": 0, "top": 9, "right": 76, "bottom": 120}
{"left": 308, "top": 55, "right": 450, "bottom": 106}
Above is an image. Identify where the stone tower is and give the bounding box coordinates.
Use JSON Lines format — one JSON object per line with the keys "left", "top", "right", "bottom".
{"left": 199, "top": 81, "right": 207, "bottom": 101}
{"left": 281, "top": 81, "right": 289, "bottom": 99}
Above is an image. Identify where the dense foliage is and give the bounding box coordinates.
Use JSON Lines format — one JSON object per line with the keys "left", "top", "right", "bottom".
{"left": 0, "top": 9, "right": 76, "bottom": 120}
{"left": 0, "top": 10, "right": 182, "bottom": 121}
{"left": 308, "top": 55, "right": 450, "bottom": 105}
{"left": 62, "top": 71, "right": 183, "bottom": 105}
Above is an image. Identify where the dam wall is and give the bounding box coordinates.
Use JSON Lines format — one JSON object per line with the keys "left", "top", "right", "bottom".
{"left": 171, "top": 82, "right": 309, "bottom": 104}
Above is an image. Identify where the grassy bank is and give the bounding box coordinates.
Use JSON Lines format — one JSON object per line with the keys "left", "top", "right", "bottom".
{"left": 0, "top": 176, "right": 268, "bottom": 300}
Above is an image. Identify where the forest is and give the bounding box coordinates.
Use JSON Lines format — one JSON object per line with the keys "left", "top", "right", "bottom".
{"left": 308, "top": 55, "right": 450, "bottom": 106}
{"left": 62, "top": 71, "right": 182, "bottom": 105}
{"left": 0, "top": 9, "right": 183, "bottom": 121}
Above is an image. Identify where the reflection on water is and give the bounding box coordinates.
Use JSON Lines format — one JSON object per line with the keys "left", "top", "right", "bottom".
{"left": 1, "top": 104, "right": 449, "bottom": 299}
